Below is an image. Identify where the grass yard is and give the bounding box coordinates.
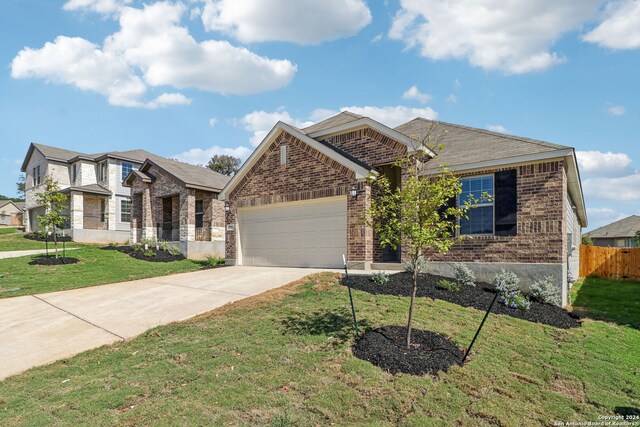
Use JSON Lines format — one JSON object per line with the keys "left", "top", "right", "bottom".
{"left": 0, "top": 227, "right": 20, "bottom": 235}
{"left": 571, "top": 277, "right": 640, "bottom": 329}
{"left": 0, "top": 245, "right": 202, "bottom": 298}
{"left": 0, "top": 273, "right": 637, "bottom": 426}
{"left": 0, "top": 231, "right": 55, "bottom": 251}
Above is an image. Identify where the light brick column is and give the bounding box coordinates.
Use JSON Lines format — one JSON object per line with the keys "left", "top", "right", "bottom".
{"left": 70, "top": 191, "right": 84, "bottom": 231}
{"left": 179, "top": 188, "right": 195, "bottom": 242}
{"left": 141, "top": 184, "right": 156, "bottom": 240}
{"left": 347, "top": 181, "right": 373, "bottom": 269}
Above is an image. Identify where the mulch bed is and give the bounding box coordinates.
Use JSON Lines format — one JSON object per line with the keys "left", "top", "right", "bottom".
{"left": 29, "top": 257, "right": 80, "bottom": 266}
{"left": 24, "top": 233, "right": 73, "bottom": 242}
{"left": 353, "top": 326, "right": 463, "bottom": 375}
{"left": 345, "top": 272, "right": 581, "bottom": 329}
{"left": 102, "top": 246, "right": 185, "bottom": 262}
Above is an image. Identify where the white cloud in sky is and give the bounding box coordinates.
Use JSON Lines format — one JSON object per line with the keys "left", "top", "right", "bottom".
{"left": 402, "top": 85, "right": 431, "bottom": 104}
{"left": 201, "top": 0, "right": 371, "bottom": 45}
{"left": 583, "top": 0, "right": 640, "bottom": 49}
{"left": 371, "top": 33, "right": 384, "bottom": 43}
{"left": 145, "top": 92, "right": 192, "bottom": 109}
{"left": 446, "top": 94, "right": 458, "bottom": 103}
{"left": 389, "top": 0, "right": 602, "bottom": 74}
{"left": 576, "top": 150, "right": 633, "bottom": 177}
{"left": 606, "top": 104, "right": 626, "bottom": 116}
{"left": 63, "top": 0, "right": 131, "bottom": 14}
{"left": 208, "top": 117, "right": 218, "bottom": 127}
{"left": 11, "top": 2, "right": 297, "bottom": 107}
{"left": 585, "top": 207, "right": 632, "bottom": 231}
{"left": 172, "top": 145, "right": 253, "bottom": 165}
{"left": 332, "top": 105, "right": 438, "bottom": 127}
{"left": 486, "top": 124, "right": 507, "bottom": 133}
{"left": 583, "top": 172, "right": 640, "bottom": 201}
{"left": 239, "top": 109, "right": 314, "bottom": 146}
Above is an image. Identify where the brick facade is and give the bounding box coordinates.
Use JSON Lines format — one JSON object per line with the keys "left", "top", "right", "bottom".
{"left": 128, "top": 164, "right": 224, "bottom": 243}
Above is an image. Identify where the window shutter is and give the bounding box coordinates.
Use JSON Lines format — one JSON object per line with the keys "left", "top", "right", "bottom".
{"left": 494, "top": 169, "right": 517, "bottom": 236}
{"left": 438, "top": 195, "right": 457, "bottom": 232}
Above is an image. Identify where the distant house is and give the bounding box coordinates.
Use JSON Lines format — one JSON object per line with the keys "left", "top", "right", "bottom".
{"left": 21, "top": 143, "right": 158, "bottom": 243}
{"left": 123, "top": 156, "right": 230, "bottom": 259}
{"left": 0, "top": 200, "right": 24, "bottom": 227}
{"left": 585, "top": 215, "right": 640, "bottom": 247}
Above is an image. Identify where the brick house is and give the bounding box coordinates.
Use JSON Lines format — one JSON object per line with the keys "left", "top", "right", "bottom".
{"left": 123, "top": 156, "right": 230, "bottom": 259}
{"left": 0, "top": 200, "right": 24, "bottom": 227}
{"left": 21, "top": 143, "right": 156, "bottom": 243}
{"left": 219, "top": 112, "right": 587, "bottom": 306}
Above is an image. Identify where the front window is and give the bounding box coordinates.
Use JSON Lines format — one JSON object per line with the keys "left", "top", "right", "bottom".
{"left": 98, "top": 161, "right": 107, "bottom": 182}
{"left": 121, "top": 162, "right": 133, "bottom": 181}
{"left": 459, "top": 175, "right": 494, "bottom": 235}
{"left": 100, "top": 199, "right": 106, "bottom": 223}
{"left": 33, "top": 166, "right": 41, "bottom": 186}
{"left": 195, "top": 199, "right": 204, "bottom": 228}
{"left": 120, "top": 199, "right": 131, "bottom": 223}
{"left": 72, "top": 164, "right": 77, "bottom": 183}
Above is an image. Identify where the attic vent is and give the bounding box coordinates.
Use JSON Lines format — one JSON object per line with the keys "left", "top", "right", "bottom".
{"left": 280, "top": 145, "right": 287, "bottom": 166}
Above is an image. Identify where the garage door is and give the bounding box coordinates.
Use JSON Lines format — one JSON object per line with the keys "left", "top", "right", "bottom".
{"left": 238, "top": 196, "right": 347, "bottom": 268}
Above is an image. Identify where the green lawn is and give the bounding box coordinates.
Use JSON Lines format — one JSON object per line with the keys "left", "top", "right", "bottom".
{"left": 0, "top": 273, "right": 637, "bottom": 426}
{"left": 0, "top": 232, "right": 54, "bottom": 251}
{"left": 571, "top": 277, "right": 640, "bottom": 329}
{"left": 0, "top": 245, "right": 203, "bottom": 298}
{"left": 0, "top": 227, "right": 19, "bottom": 235}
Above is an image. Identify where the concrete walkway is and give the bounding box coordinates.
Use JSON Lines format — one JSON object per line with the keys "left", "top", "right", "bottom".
{"left": 0, "top": 266, "right": 329, "bottom": 381}
{"left": 0, "top": 248, "right": 79, "bottom": 260}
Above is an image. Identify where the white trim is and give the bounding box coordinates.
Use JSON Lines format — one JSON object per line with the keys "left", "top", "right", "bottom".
{"left": 307, "top": 117, "right": 436, "bottom": 158}
{"left": 219, "top": 122, "right": 375, "bottom": 200}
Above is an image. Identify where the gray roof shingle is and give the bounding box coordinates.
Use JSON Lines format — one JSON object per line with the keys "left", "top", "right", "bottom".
{"left": 301, "top": 111, "right": 363, "bottom": 134}
{"left": 394, "top": 118, "right": 570, "bottom": 171}
{"left": 585, "top": 215, "right": 640, "bottom": 239}
{"left": 142, "top": 157, "right": 231, "bottom": 192}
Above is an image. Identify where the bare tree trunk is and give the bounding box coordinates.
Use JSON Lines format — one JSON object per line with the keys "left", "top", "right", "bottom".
{"left": 406, "top": 260, "right": 419, "bottom": 348}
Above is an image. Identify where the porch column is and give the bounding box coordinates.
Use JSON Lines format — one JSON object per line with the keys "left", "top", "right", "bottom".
{"left": 141, "top": 184, "right": 156, "bottom": 240}
{"left": 70, "top": 191, "right": 83, "bottom": 230}
{"left": 347, "top": 181, "right": 373, "bottom": 269}
{"left": 179, "top": 188, "right": 195, "bottom": 241}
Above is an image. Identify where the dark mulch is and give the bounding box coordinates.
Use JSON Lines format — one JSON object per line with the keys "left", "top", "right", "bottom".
{"left": 24, "top": 232, "right": 73, "bottom": 242}
{"left": 101, "top": 246, "right": 185, "bottom": 262}
{"left": 353, "top": 326, "right": 463, "bottom": 375}
{"left": 29, "top": 257, "right": 80, "bottom": 266}
{"left": 345, "top": 272, "right": 580, "bottom": 329}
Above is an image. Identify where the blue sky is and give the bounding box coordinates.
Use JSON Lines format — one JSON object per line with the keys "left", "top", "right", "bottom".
{"left": 1, "top": 0, "right": 639, "bottom": 230}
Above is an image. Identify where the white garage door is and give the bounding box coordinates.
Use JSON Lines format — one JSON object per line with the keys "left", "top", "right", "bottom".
{"left": 238, "top": 196, "right": 347, "bottom": 268}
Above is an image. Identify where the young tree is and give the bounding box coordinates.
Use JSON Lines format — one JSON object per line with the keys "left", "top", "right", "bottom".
{"left": 207, "top": 155, "right": 242, "bottom": 176}
{"left": 365, "top": 126, "right": 486, "bottom": 348}
{"left": 16, "top": 174, "right": 25, "bottom": 200}
{"left": 632, "top": 230, "right": 640, "bottom": 247}
{"left": 581, "top": 235, "right": 593, "bottom": 246}
{"left": 35, "top": 176, "right": 68, "bottom": 259}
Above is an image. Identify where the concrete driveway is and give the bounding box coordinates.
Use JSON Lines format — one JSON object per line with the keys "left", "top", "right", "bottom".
{"left": 0, "top": 266, "right": 329, "bottom": 381}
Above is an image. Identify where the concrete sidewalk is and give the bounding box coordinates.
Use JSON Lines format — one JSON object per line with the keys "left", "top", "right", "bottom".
{"left": 0, "top": 248, "right": 79, "bottom": 260}
{"left": 0, "top": 266, "right": 329, "bottom": 380}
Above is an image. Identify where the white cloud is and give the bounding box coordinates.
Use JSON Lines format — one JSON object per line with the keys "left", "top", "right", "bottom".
{"left": 371, "top": 33, "right": 384, "bottom": 43}
{"left": 239, "top": 109, "right": 314, "bottom": 146}
{"left": 583, "top": 172, "right": 640, "bottom": 201}
{"left": 402, "top": 85, "right": 431, "bottom": 104}
{"left": 208, "top": 117, "right": 218, "bottom": 127}
{"left": 201, "top": 0, "right": 371, "bottom": 45}
{"left": 446, "top": 94, "right": 458, "bottom": 103}
{"left": 11, "top": 2, "right": 297, "bottom": 107}
{"left": 585, "top": 207, "right": 632, "bottom": 231}
{"left": 172, "top": 145, "right": 253, "bottom": 165}
{"left": 63, "top": 0, "right": 130, "bottom": 15}
{"left": 486, "top": 124, "right": 507, "bottom": 133}
{"left": 606, "top": 104, "right": 626, "bottom": 116}
{"left": 145, "top": 92, "right": 192, "bottom": 109}
{"left": 576, "top": 150, "right": 633, "bottom": 177}
{"left": 583, "top": 0, "right": 640, "bottom": 49}
{"left": 389, "top": 0, "right": 602, "bottom": 74}
{"left": 332, "top": 105, "right": 438, "bottom": 127}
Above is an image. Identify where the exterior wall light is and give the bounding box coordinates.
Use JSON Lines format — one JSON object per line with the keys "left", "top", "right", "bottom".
{"left": 349, "top": 186, "right": 358, "bottom": 198}
{"left": 224, "top": 203, "right": 230, "bottom": 212}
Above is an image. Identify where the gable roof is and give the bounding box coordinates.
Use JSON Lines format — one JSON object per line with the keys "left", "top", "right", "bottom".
{"left": 586, "top": 215, "right": 640, "bottom": 239}
{"left": 0, "top": 200, "right": 24, "bottom": 211}
{"left": 395, "top": 118, "right": 570, "bottom": 171}
{"left": 301, "top": 111, "right": 363, "bottom": 134}
{"left": 218, "top": 121, "right": 377, "bottom": 200}
{"left": 125, "top": 157, "right": 231, "bottom": 192}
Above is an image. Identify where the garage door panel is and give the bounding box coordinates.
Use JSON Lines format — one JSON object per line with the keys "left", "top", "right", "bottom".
{"left": 238, "top": 197, "right": 347, "bottom": 268}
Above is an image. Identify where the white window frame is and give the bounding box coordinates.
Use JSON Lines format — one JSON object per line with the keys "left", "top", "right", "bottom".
{"left": 458, "top": 174, "right": 495, "bottom": 236}
{"left": 121, "top": 162, "right": 133, "bottom": 181}
{"left": 72, "top": 164, "right": 77, "bottom": 183}
{"left": 120, "top": 199, "right": 131, "bottom": 223}
{"left": 32, "top": 166, "right": 41, "bottom": 186}
{"left": 98, "top": 161, "right": 107, "bottom": 182}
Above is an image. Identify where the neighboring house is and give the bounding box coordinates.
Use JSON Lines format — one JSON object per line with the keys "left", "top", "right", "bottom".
{"left": 21, "top": 143, "right": 157, "bottom": 243}
{"left": 219, "top": 111, "right": 587, "bottom": 306}
{"left": 585, "top": 215, "right": 640, "bottom": 247}
{"left": 0, "top": 200, "right": 24, "bottom": 226}
{"left": 123, "top": 156, "right": 230, "bottom": 259}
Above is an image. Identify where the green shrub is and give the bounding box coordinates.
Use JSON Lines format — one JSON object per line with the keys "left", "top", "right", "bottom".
{"left": 437, "top": 279, "right": 461, "bottom": 292}
{"left": 404, "top": 256, "right": 427, "bottom": 274}
{"left": 140, "top": 237, "right": 157, "bottom": 247}
{"left": 452, "top": 263, "right": 475, "bottom": 287}
{"left": 159, "top": 240, "right": 170, "bottom": 251}
{"left": 168, "top": 245, "right": 182, "bottom": 257}
{"left": 143, "top": 249, "right": 155, "bottom": 257}
{"left": 581, "top": 235, "right": 593, "bottom": 246}
{"left": 132, "top": 243, "right": 143, "bottom": 252}
{"left": 492, "top": 268, "right": 520, "bottom": 295}
{"left": 529, "top": 275, "right": 560, "bottom": 305}
{"left": 371, "top": 271, "right": 390, "bottom": 285}
{"left": 501, "top": 290, "right": 531, "bottom": 310}
{"left": 206, "top": 256, "right": 225, "bottom": 266}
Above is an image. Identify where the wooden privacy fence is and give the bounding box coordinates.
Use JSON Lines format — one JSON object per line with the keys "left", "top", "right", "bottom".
{"left": 580, "top": 245, "right": 640, "bottom": 280}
